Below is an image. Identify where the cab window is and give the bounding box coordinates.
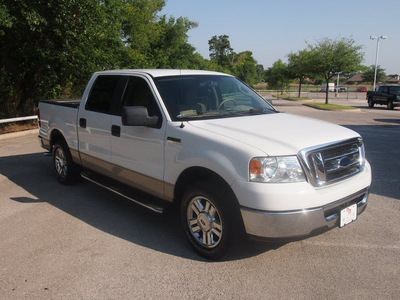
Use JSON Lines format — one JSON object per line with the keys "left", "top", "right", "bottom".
{"left": 86, "top": 75, "right": 121, "bottom": 113}
{"left": 121, "top": 76, "right": 163, "bottom": 128}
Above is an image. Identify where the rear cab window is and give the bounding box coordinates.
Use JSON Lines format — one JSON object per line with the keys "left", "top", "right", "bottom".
{"left": 85, "top": 75, "right": 121, "bottom": 113}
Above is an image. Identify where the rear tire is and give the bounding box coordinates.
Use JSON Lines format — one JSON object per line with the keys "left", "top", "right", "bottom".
{"left": 52, "top": 140, "right": 80, "bottom": 185}
{"left": 368, "top": 99, "right": 375, "bottom": 108}
{"left": 180, "top": 181, "right": 241, "bottom": 260}
{"left": 387, "top": 101, "right": 394, "bottom": 110}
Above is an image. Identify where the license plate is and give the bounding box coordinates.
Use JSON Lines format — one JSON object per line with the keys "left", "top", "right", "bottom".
{"left": 340, "top": 203, "right": 357, "bottom": 227}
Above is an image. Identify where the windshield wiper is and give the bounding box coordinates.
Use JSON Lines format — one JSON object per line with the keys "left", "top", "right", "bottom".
{"left": 176, "top": 112, "right": 199, "bottom": 119}
{"left": 176, "top": 111, "right": 222, "bottom": 119}
{"left": 225, "top": 108, "right": 273, "bottom": 116}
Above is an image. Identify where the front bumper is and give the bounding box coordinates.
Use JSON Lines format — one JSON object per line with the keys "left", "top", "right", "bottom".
{"left": 240, "top": 188, "right": 369, "bottom": 239}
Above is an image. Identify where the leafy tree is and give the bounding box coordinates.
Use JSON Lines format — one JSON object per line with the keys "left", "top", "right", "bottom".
{"left": 147, "top": 16, "right": 199, "bottom": 69}
{"left": 208, "top": 35, "right": 233, "bottom": 68}
{"left": 362, "top": 65, "right": 386, "bottom": 84}
{"left": 118, "top": 0, "right": 166, "bottom": 68}
{"left": 233, "top": 51, "right": 260, "bottom": 85}
{"left": 0, "top": 3, "right": 12, "bottom": 35}
{"left": 287, "top": 49, "right": 313, "bottom": 97}
{"left": 207, "top": 35, "right": 264, "bottom": 85}
{"left": 256, "top": 64, "right": 265, "bottom": 82}
{"left": 0, "top": 0, "right": 127, "bottom": 118}
{"left": 306, "top": 37, "right": 364, "bottom": 104}
{"left": 264, "top": 59, "right": 291, "bottom": 93}
{"left": 0, "top": 0, "right": 203, "bottom": 118}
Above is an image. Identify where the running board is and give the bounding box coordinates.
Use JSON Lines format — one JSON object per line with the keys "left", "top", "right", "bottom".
{"left": 81, "top": 171, "right": 166, "bottom": 214}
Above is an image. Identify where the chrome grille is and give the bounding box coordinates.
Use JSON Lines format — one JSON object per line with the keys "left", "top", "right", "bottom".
{"left": 298, "top": 138, "right": 365, "bottom": 187}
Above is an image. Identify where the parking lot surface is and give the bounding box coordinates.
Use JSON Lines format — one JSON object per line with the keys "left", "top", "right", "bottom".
{"left": 0, "top": 99, "right": 399, "bottom": 299}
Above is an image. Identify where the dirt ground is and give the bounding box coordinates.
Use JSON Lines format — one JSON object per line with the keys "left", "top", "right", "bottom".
{"left": 0, "top": 121, "right": 37, "bottom": 135}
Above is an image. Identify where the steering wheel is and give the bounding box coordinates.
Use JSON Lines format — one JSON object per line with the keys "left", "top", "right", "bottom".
{"left": 217, "top": 98, "right": 238, "bottom": 110}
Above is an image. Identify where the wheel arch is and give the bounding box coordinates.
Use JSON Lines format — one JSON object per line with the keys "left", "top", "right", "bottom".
{"left": 49, "top": 129, "right": 67, "bottom": 152}
{"left": 173, "top": 166, "right": 240, "bottom": 208}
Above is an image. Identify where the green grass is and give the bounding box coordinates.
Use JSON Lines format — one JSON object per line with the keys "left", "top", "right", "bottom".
{"left": 273, "top": 94, "right": 311, "bottom": 101}
{"left": 303, "top": 103, "right": 357, "bottom": 110}
{"left": 284, "top": 96, "right": 311, "bottom": 101}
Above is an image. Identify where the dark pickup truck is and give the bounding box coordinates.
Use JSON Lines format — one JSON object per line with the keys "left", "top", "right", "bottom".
{"left": 367, "top": 85, "right": 400, "bottom": 110}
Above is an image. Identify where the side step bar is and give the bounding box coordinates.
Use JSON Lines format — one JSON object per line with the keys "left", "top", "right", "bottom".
{"left": 81, "top": 171, "right": 166, "bottom": 214}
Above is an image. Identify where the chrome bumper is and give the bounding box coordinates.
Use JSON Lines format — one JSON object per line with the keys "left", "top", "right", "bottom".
{"left": 38, "top": 135, "right": 51, "bottom": 151}
{"left": 240, "top": 188, "right": 369, "bottom": 239}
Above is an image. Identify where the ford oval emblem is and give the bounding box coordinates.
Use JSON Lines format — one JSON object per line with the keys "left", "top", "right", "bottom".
{"left": 339, "top": 157, "right": 351, "bottom": 167}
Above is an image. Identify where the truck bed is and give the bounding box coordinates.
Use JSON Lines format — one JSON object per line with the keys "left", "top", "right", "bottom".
{"left": 41, "top": 99, "right": 81, "bottom": 108}
{"left": 38, "top": 99, "right": 81, "bottom": 152}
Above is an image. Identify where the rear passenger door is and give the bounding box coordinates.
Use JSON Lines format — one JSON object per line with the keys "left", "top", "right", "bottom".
{"left": 378, "top": 86, "right": 388, "bottom": 104}
{"left": 78, "top": 75, "right": 124, "bottom": 174}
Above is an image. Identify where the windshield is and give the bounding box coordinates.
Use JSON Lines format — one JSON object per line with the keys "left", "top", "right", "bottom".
{"left": 153, "top": 75, "right": 276, "bottom": 121}
{"left": 389, "top": 86, "right": 400, "bottom": 94}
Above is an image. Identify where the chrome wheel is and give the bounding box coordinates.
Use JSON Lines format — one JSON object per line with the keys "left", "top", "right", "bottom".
{"left": 187, "top": 196, "right": 223, "bottom": 249}
{"left": 52, "top": 140, "right": 80, "bottom": 185}
{"left": 54, "top": 147, "right": 68, "bottom": 179}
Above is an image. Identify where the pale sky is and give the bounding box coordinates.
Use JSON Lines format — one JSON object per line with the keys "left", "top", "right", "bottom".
{"left": 161, "top": 0, "right": 400, "bottom": 74}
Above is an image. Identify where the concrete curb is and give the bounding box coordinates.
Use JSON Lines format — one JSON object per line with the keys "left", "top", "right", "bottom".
{"left": 302, "top": 104, "right": 361, "bottom": 112}
{"left": 0, "top": 129, "right": 38, "bottom": 141}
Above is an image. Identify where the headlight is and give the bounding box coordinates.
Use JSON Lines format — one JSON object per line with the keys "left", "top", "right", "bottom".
{"left": 250, "top": 156, "right": 306, "bottom": 183}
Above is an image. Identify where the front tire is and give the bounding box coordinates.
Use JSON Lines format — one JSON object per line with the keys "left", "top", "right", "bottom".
{"left": 387, "top": 101, "right": 394, "bottom": 110}
{"left": 52, "top": 140, "right": 80, "bottom": 185}
{"left": 181, "top": 181, "right": 239, "bottom": 260}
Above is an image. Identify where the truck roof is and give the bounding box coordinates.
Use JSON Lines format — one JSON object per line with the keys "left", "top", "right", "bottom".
{"left": 93, "top": 69, "right": 232, "bottom": 78}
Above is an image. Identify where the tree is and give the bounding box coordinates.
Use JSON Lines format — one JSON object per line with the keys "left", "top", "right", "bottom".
{"left": 147, "top": 16, "right": 199, "bottom": 69}
{"left": 307, "top": 37, "right": 364, "bottom": 104}
{"left": 0, "top": 3, "right": 12, "bottom": 36}
{"left": 233, "top": 51, "right": 261, "bottom": 85}
{"left": 0, "top": 0, "right": 126, "bottom": 118}
{"left": 362, "top": 65, "right": 386, "bottom": 84}
{"left": 0, "top": 0, "right": 202, "bottom": 118}
{"left": 208, "top": 35, "right": 233, "bottom": 68}
{"left": 264, "top": 59, "right": 291, "bottom": 93}
{"left": 287, "top": 49, "right": 313, "bottom": 97}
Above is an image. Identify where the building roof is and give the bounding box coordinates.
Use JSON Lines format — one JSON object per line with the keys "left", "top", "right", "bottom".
{"left": 346, "top": 73, "right": 400, "bottom": 84}
{"left": 346, "top": 73, "right": 363, "bottom": 82}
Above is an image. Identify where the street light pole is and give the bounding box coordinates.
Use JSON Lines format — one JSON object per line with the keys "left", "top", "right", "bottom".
{"left": 335, "top": 72, "right": 342, "bottom": 98}
{"left": 370, "top": 35, "right": 387, "bottom": 91}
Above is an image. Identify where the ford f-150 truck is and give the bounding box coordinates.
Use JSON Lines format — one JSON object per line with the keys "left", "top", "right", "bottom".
{"left": 38, "top": 69, "right": 372, "bottom": 259}
{"left": 367, "top": 85, "right": 400, "bottom": 110}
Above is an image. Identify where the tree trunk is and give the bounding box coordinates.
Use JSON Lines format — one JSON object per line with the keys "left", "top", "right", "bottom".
{"left": 298, "top": 77, "right": 303, "bottom": 98}
{"left": 325, "top": 88, "right": 329, "bottom": 104}
{"left": 325, "top": 77, "right": 330, "bottom": 104}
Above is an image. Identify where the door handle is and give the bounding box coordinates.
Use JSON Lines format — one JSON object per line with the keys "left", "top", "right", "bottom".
{"left": 111, "top": 125, "right": 120, "bottom": 137}
{"left": 79, "top": 118, "right": 86, "bottom": 128}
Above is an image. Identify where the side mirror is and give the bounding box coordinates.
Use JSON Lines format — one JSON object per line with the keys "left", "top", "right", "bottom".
{"left": 121, "top": 106, "right": 159, "bottom": 128}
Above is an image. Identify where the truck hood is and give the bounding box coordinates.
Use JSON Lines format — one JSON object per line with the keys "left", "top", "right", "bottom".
{"left": 188, "top": 113, "right": 359, "bottom": 156}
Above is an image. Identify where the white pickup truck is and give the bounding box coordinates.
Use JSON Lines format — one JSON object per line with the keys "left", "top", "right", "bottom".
{"left": 38, "top": 69, "right": 371, "bottom": 259}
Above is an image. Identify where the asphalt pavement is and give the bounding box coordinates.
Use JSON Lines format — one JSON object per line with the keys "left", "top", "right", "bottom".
{"left": 0, "top": 99, "right": 399, "bottom": 299}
